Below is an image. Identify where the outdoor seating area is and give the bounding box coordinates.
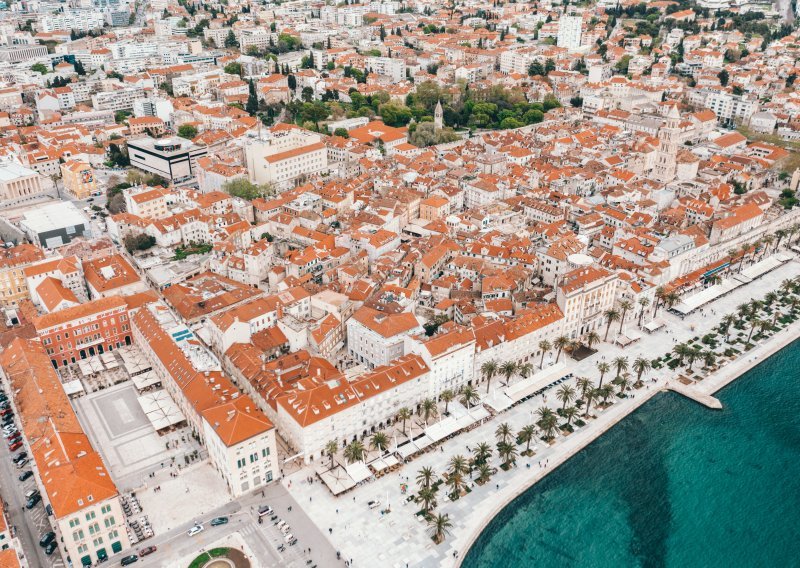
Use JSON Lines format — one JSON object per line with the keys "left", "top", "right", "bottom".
{"left": 137, "top": 389, "right": 186, "bottom": 434}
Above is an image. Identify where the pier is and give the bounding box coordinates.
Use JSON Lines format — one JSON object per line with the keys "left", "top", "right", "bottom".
{"left": 666, "top": 381, "right": 723, "bottom": 409}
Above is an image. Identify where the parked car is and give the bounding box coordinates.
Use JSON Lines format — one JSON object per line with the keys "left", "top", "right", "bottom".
{"left": 121, "top": 555, "right": 139, "bottom": 566}
{"left": 25, "top": 494, "right": 41, "bottom": 509}
{"left": 138, "top": 546, "right": 157, "bottom": 557}
{"left": 9, "top": 441, "right": 22, "bottom": 452}
{"left": 187, "top": 524, "right": 204, "bottom": 537}
{"left": 12, "top": 451, "right": 27, "bottom": 463}
{"left": 44, "top": 541, "right": 57, "bottom": 555}
{"left": 39, "top": 531, "right": 56, "bottom": 547}
{"left": 210, "top": 516, "right": 228, "bottom": 526}
{"left": 0, "top": 407, "right": 13, "bottom": 416}
{"left": 16, "top": 458, "right": 28, "bottom": 469}
{"left": 257, "top": 505, "right": 273, "bottom": 517}
{"left": 7, "top": 434, "right": 22, "bottom": 446}
{"left": 3, "top": 428, "right": 18, "bottom": 438}
{"left": 18, "top": 470, "right": 32, "bottom": 481}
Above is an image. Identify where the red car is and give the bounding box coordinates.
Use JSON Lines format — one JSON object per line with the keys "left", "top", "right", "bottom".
{"left": 139, "top": 546, "right": 157, "bottom": 557}
{"left": 8, "top": 440, "right": 22, "bottom": 451}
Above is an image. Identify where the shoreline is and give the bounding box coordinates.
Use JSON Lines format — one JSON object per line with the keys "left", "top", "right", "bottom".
{"left": 453, "top": 319, "right": 800, "bottom": 567}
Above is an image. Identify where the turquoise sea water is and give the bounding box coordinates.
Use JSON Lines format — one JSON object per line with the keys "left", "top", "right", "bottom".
{"left": 463, "top": 339, "right": 800, "bottom": 568}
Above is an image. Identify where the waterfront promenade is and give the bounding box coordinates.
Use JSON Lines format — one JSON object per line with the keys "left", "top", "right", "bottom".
{"left": 285, "top": 258, "right": 800, "bottom": 568}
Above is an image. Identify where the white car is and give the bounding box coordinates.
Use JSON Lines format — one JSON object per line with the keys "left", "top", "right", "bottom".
{"left": 3, "top": 428, "right": 18, "bottom": 438}
{"left": 187, "top": 525, "right": 204, "bottom": 537}
{"left": 283, "top": 533, "right": 294, "bottom": 543}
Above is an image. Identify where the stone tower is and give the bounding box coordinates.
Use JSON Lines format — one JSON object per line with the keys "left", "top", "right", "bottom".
{"left": 652, "top": 104, "right": 680, "bottom": 184}
{"left": 434, "top": 99, "right": 443, "bottom": 130}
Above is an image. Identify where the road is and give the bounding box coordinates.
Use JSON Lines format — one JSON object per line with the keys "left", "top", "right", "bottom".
{"left": 0, "top": 415, "right": 64, "bottom": 568}
{"left": 105, "top": 481, "right": 339, "bottom": 567}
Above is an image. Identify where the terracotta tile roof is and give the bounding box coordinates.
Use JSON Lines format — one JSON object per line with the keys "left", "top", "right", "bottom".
{"left": 83, "top": 254, "right": 141, "bottom": 293}
{"left": 351, "top": 306, "right": 421, "bottom": 338}
{"left": 36, "top": 276, "right": 78, "bottom": 312}
{"left": 34, "top": 296, "right": 127, "bottom": 332}
{"left": 163, "top": 271, "right": 262, "bottom": 321}
{"left": 0, "top": 339, "right": 118, "bottom": 518}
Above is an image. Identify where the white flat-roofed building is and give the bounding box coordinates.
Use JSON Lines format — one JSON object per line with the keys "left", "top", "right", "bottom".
{"left": 243, "top": 124, "right": 328, "bottom": 190}
{"left": 19, "top": 202, "right": 90, "bottom": 249}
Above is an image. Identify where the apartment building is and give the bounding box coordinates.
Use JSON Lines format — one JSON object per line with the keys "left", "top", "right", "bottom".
{"left": 243, "top": 125, "right": 328, "bottom": 189}
{"left": 347, "top": 306, "right": 423, "bottom": 369}
{"left": 124, "top": 186, "right": 170, "bottom": 219}
{"left": 132, "top": 302, "right": 279, "bottom": 496}
{"left": 365, "top": 56, "right": 406, "bottom": 83}
{"left": 556, "top": 265, "right": 619, "bottom": 340}
{"left": 91, "top": 87, "right": 146, "bottom": 112}
{"left": 557, "top": 14, "right": 583, "bottom": 50}
{"left": 404, "top": 324, "right": 476, "bottom": 397}
{"left": 60, "top": 160, "right": 97, "bottom": 199}
{"left": 0, "top": 244, "right": 46, "bottom": 307}
{"left": 276, "top": 354, "right": 430, "bottom": 463}
{"left": 0, "top": 338, "right": 130, "bottom": 567}
{"left": 33, "top": 296, "right": 132, "bottom": 368}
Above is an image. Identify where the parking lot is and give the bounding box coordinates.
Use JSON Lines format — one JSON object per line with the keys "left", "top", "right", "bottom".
{"left": 0, "top": 409, "right": 65, "bottom": 568}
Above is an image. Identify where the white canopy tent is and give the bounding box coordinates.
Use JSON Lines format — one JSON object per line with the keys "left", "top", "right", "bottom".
{"left": 345, "top": 461, "right": 373, "bottom": 484}
{"left": 506, "top": 362, "right": 567, "bottom": 404}
{"left": 137, "top": 390, "right": 185, "bottom": 432}
{"left": 673, "top": 279, "right": 743, "bottom": 315}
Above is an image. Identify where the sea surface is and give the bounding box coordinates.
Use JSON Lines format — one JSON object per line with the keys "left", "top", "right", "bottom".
{"left": 463, "top": 339, "right": 800, "bottom": 568}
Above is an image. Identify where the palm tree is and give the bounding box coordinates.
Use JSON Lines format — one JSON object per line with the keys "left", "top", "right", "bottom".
{"left": 537, "top": 413, "right": 558, "bottom": 440}
{"left": 603, "top": 309, "right": 620, "bottom": 341}
{"left": 577, "top": 377, "right": 593, "bottom": 401}
{"left": 637, "top": 297, "right": 650, "bottom": 326}
{"left": 556, "top": 384, "right": 575, "bottom": 409}
{"left": 517, "top": 362, "right": 533, "bottom": 382}
{"left": 554, "top": 335, "right": 570, "bottom": 363}
{"left": 448, "top": 454, "right": 468, "bottom": 477}
{"left": 665, "top": 291, "right": 679, "bottom": 310}
{"left": 517, "top": 425, "right": 536, "bottom": 453}
{"left": 562, "top": 405, "right": 579, "bottom": 426}
{"left": 397, "top": 407, "right": 412, "bottom": 436}
{"left": 686, "top": 346, "right": 702, "bottom": 371}
{"left": 475, "top": 463, "right": 492, "bottom": 484}
{"left": 418, "top": 486, "right": 437, "bottom": 513}
{"left": 497, "top": 441, "right": 518, "bottom": 467}
{"left": 673, "top": 343, "right": 692, "bottom": 366}
{"left": 596, "top": 361, "right": 610, "bottom": 389}
{"left": 618, "top": 299, "right": 633, "bottom": 333}
{"left": 344, "top": 440, "right": 365, "bottom": 464}
{"left": 585, "top": 330, "right": 601, "bottom": 350}
{"left": 653, "top": 286, "right": 666, "bottom": 316}
{"left": 599, "top": 384, "right": 615, "bottom": 404}
{"left": 538, "top": 340, "right": 551, "bottom": 368}
{"left": 702, "top": 350, "right": 717, "bottom": 369}
{"left": 616, "top": 375, "right": 630, "bottom": 395}
{"left": 417, "top": 466, "right": 435, "bottom": 490}
{"left": 775, "top": 228, "right": 788, "bottom": 250}
{"left": 746, "top": 317, "right": 762, "bottom": 344}
{"left": 632, "top": 357, "right": 651, "bottom": 386}
{"left": 584, "top": 387, "right": 599, "bottom": 417}
{"left": 495, "top": 422, "right": 512, "bottom": 444}
{"left": 370, "top": 431, "right": 388, "bottom": 453}
{"left": 421, "top": 398, "right": 438, "bottom": 423}
{"left": 439, "top": 389, "right": 455, "bottom": 415}
{"left": 612, "top": 356, "right": 628, "bottom": 381}
{"left": 459, "top": 385, "right": 479, "bottom": 409}
{"left": 324, "top": 440, "right": 339, "bottom": 469}
{"left": 481, "top": 360, "right": 499, "bottom": 394}
{"left": 762, "top": 235, "right": 774, "bottom": 258}
{"left": 446, "top": 471, "right": 465, "bottom": 499}
{"left": 499, "top": 360, "right": 517, "bottom": 386}
{"left": 719, "top": 314, "right": 736, "bottom": 342}
{"left": 472, "top": 442, "right": 492, "bottom": 466}
{"left": 427, "top": 513, "right": 452, "bottom": 544}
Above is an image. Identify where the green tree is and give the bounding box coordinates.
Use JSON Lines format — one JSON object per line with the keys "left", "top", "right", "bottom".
{"left": 31, "top": 63, "right": 49, "bottom": 75}
{"left": 224, "top": 62, "right": 243, "bottom": 76}
{"left": 222, "top": 178, "right": 276, "bottom": 200}
{"left": 427, "top": 513, "right": 452, "bottom": 543}
{"left": 718, "top": 69, "right": 729, "bottom": 86}
{"left": 224, "top": 30, "right": 239, "bottom": 48}
{"left": 379, "top": 103, "right": 412, "bottom": 127}
{"left": 246, "top": 79, "right": 258, "bottom": 115}
{"left": 343, "top": 440, "right": 365, "bottom": 464}
{"left": 177, "top": 124, "right": 198, "bottom": 139}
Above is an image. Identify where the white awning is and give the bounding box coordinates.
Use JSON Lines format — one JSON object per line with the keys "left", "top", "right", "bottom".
{"left": 643, "top": 319, "right": 665, "bottom": 332}
{"left": 345, "top": 461, "right": 372, "bottom": 484}
{"left": 62, "top": 379, "right": 84, "bottom": 396}
{"left": 424, "top": 417, "right": 459, "bottom": 442}
{"left": 673, "top": 278, "right": 743, "bottom": 314}
{"left": 138, "top": 389, "right": 185, "bottom": 432}
{"left": 506, "top": 362, "right": 568, "bottom": 404}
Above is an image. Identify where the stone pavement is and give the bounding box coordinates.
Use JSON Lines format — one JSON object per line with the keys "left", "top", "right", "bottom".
{"left": 285, "top": 256, "right": 800, "bottom": 568}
